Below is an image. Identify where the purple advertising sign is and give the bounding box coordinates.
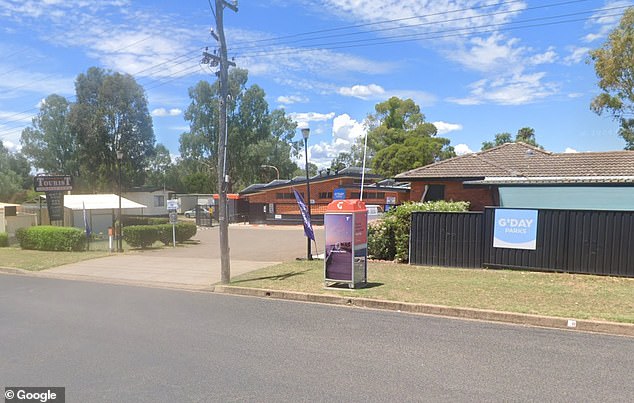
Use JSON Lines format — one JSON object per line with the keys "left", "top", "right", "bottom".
{"left": 324, "top": 213, "right": 353, "bottom": 281}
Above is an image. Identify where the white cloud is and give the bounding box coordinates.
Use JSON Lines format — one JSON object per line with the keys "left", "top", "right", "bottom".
{"left": 432, "top": 121, "right": 462, "bottom": 135}
{"left": 564, "top": 147, "right": 578, "bottom": 153}
{"left": 454, "top": 144, "right": 473, "bottom": 155}
{"left": 277, "top": 95, "right": 308, "bottom": 105}
{"left": 449, "top": 72, "right": 558, "bottom": 106}
{"left": 296, "top": 114, "right": 367, "bottom": 168}
{"left": 338, "top": 84, "right": 436, "bottom": 106}
{"left": 564, "top": 47, "right": 590, "bottom": 65}
{"left": 288, "top": 112, "right": 336, "bottom": 127}
{"left": 338, "top": 84, "right": 385, "bottom": 100}
{"left": 151, "top": 108, "right": 182, "bottom": 117}
{"left": 583, "top": 1, "right": 633, "bottom": 43}
{"left": 528, "top": 47, "right": 557, "bottom": 66}
{"left": 1, "top": 140, "right": 21, "bottom": 152}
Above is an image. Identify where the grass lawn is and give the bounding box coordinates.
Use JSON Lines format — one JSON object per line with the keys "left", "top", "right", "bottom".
{"left": 231, "top": 260, "right": 634, "bottom": 324}
{"left": 0, "top": 246, "right": 111, "bottom": 271}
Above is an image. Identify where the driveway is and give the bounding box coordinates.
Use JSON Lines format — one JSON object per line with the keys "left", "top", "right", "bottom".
{"left": 42, "top": 224, "right": 324, "bottom": 289}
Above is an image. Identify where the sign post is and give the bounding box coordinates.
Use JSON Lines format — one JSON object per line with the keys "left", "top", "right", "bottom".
{"left": 167, "top": 199, "right": 179, "bottom": 248}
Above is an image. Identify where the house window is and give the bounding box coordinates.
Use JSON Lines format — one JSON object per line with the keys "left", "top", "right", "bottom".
{"left": 423, "top": 185, "right": 445, "bottom": 202}
{"left": 154, "top": 195, "right": 165, "bottom": 207}
{"left": 351, "top": 192, "right": 360, "bottom": 199}
{"left": 319, "top": 192, "right": 332, "bottom": 199}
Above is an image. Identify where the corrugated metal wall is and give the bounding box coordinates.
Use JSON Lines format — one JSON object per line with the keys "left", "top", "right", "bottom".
{"left": 409, "top": 212, "right": 483, "bottom": 268}
{"left": 410, "top": 208, "right": 634, "bottom": 277}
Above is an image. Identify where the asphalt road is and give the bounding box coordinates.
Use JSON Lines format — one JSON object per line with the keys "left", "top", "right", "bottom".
{"left": 1, "top": 275, "right": 633, "bottom": 402}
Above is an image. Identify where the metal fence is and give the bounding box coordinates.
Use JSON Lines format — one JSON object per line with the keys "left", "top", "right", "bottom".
{"left": 410, "top": 208, "right": 634, "bottom": 277}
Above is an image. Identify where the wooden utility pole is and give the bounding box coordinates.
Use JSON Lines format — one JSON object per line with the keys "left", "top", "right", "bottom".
{"left": 202, "top": 0, "right": 237, "bottom": 284}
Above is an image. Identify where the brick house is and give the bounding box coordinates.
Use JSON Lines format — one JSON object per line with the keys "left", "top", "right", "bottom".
{"left": 239, "top": 167, "right": 410, "bottom": 224}
{"left": 395, "top": 142, "right": 634, "bottom": 211}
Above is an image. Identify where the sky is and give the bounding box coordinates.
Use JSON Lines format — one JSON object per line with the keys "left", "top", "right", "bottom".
{"left": 0, "top": 0, "right": 633, "bottom": 169}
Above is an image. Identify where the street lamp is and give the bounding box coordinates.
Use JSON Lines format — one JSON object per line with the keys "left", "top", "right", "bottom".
{"left": 260, "top": 164, "right": 279, "bottom": 180}
{"left": 302, "top": 127, "right": 313, "bottom": 261}
{"left": 116, "top": 148, "right": 123, "bottom": 253}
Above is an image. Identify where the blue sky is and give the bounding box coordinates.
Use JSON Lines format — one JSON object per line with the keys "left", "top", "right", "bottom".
{"left": 0, "top": 0, "right": 632, "bottom": 168}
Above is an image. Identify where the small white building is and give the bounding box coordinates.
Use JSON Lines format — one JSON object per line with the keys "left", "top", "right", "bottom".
{"left": 62, "top": 194, "right": 147, "bottom": 236}
{"left": 124, "top": 187, "right": 175, "bottom": 216}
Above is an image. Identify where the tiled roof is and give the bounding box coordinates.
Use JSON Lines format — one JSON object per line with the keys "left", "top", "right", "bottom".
{"left": 395, "top": 142, "right": 634, "bottom": 180}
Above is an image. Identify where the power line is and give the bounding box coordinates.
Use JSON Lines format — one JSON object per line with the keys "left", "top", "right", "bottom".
{"left": 233, "top": 6, "right": 627, "bottom": 59}
{"left": 228, "top": 0, "right": 590, "bottom": 51}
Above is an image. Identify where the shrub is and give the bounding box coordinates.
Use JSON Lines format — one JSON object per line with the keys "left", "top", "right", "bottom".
{"left": 157, "top": 222, "right": 197, "bottom": 245}
{"left": 0, "top": 232, "right": 8, "bottom": 247}
{"left": 17, "top": 226, "right": 86, "bottom": 251}
{"left": 123, "top": 216, "right": 169, "bottom": 226}
{"left": 122, "top": 225, "right": 160, "bottom": 248}
{"left": 368, "top": 201, "right": 470, "bottom": 262}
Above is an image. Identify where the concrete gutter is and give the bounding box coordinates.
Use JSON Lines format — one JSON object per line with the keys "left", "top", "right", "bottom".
{"left": 213, "top": 285, "right": 634, "bottom": 338}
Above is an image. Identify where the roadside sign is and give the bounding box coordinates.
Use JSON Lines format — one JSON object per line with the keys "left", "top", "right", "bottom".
{"left": 167, "top": 199, "right": 179, "bottom": 211}
{"left": 34, "top": 175, "right": 72, "bottom": 192}
{"left": 169, "top": 212, "right": 178, "bottom": 224}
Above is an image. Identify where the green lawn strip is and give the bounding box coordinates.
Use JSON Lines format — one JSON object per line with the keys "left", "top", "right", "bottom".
{"left": 230, "top": 261, "right": 634, "bottom": 324}
{"left": 0, "top": 246, "right": 111, "bottom": 271}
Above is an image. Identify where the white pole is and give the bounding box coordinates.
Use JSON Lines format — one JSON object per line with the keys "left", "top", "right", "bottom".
{"left": 360, "top": 130, "right": 369, "bottom": 201}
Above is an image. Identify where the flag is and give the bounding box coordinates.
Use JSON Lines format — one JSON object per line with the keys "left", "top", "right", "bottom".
{"left": 82, "top": 201, "right": 91, "bottom": 238}
{"left": 293, "top": 189, "right": 315, "bottom": 241}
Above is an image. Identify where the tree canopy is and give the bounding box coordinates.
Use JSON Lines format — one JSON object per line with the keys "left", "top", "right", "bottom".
{"left": 179, "top": 68, "right": 300, "bottom": 191}
{"left": 481, "top": 127, "right": 541, "bottom": 150}
{"left": 68, "top": 67, "right": 155, "bottom": 191}
{"left": 590, "top": 7, "right": 634, "bottom": 149}
{"left": 364, "top": 97, "right": 455, "bottom": 177}
{"left": 21, "top": 94, "right": 78, "bottom": 176}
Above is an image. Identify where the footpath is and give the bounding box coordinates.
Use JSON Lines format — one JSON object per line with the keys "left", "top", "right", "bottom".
{"left": 2, "top": 224, "right": 633, "bottom": 337}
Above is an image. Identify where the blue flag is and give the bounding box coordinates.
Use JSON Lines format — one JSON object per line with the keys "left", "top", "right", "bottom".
{"left": 82, "top": 201, "right": 91, "bottom": 238}
{"left": 293, "top": 189, "right": 315, "bottom": 241}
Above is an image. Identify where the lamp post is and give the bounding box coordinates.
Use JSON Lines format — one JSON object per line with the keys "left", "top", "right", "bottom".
{"left": 116, "top": 148, "right": 123, "bottom": 253}
{"left": 260, "top": 164, "right": 279, "bottom": 180}
{"left": 302, "top": 127, "right": 312, "bottom": 261}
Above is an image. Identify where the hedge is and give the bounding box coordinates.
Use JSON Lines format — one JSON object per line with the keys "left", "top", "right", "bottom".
{"left": 0, "top": 232, "right": 8, "bottom": 247}
{"left": 123, "top": 222, "right": 197, "bottom": 248}
{"left": 157, "top": 223, "right": 197, "bottom": 245}
{"left": 368, "top": 201, "right": 470, "bottom": 262}
{"left": 123, "top": 216, "right": 169, "bottom": 226}
{"left": 16, "top": 226, "right": 86, "bottom": 251}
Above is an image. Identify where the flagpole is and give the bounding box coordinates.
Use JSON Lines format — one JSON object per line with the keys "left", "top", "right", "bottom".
{"left": 360, "top": 129, "right": 368, "bottom": 201}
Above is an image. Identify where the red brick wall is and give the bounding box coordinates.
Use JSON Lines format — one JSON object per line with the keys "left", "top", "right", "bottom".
{"left": 242, "top": 176, "right": 406, "bottom": 215}
{"left": 409, "top": 181, "right": 495, "bottom": 211}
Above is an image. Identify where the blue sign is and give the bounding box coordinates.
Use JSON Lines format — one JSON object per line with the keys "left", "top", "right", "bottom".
{"left": 333, "top": 188, "right": 346, "bottom": 200}
{"left": 493, "top": 209, "right": 538, "bottom": 250}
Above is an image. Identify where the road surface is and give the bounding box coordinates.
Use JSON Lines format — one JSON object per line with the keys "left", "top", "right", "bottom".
{"left": 1, "top": 275, "right": 632, "bottom": 402}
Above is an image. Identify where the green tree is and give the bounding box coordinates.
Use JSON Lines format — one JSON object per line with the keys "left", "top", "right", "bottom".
{"left": 144, "top": 144, "right": 173, "bottom": 189}
{"left": 21, "top": 94, "right": 79, "bottom": 176}
{"left": 364, "top": 97, "right": 455, "bottom": 177}
{"left": 0, "top": 143, "right": 23, "bottom": 201}
{"left": 69, "top": 67, "right": 155, "bottom": 191}
{"left": 180, "top": 68, "right": 299, "bottom": 190}
{"left": 330, "top": 142, "right": 365, "bottom": 171}
{"left": 590, "top": 7, "right": 634, "bottom": 149}
{"left": 481, "top": 128, "right": 541, "bottom": 150}
{"left": 481, "top": 132, "right": 512, "bottom": 150}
